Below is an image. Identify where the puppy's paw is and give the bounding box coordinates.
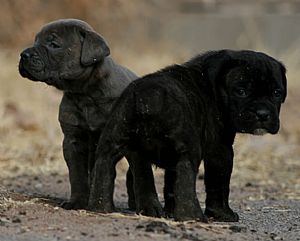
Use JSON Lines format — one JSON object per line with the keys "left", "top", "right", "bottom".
{"left": 61, "top": 198, "right": 88, "bottom": 210}
{"left": 164, "top": 199, "right": 175, "bottom": 218}
{"left": 205, "top": 207, "right": 239, "bottom": 222}
{"left": 87, "top": 198, "right": 115, "bottom": 213}
{"left": 174, "top": 202, "right": 207, "bottom": 222}
{"left": 136, "top": 197, "right": 164, "bottom": 218}
{"left": 128, "top": 197, "right": 136, "bottom": 211}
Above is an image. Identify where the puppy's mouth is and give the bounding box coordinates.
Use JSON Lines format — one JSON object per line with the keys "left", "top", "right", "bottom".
{"left": 19, "top": 46, "right": 49, "bottom": 80}
{"left": 19, "top": 63, "right": 35, "bottom": 80}
{"left": 239, "top": 127, "right": 274, "bottom": 136}
{"left": 19, "top": 58, "right": 45, "bottom": 80}
{"left": 252, "top": 128, "right": 268, "bottom": 136}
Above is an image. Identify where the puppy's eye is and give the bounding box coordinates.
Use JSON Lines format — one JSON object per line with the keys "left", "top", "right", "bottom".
{"left": 273, "top": 89, "right": 282, "bottom": 98}
{"left": 49, "top": 42, "right": 60, "bottom": 49}
{"left": 235, "top": 88, "right": 248, "bottom": 97}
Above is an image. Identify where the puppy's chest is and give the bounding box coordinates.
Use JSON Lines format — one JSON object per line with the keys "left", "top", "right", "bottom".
{"left": 79, "top": 97, "right": 114, "bottom": 131}
{"left": 60, "top": 95, "right": 114, "bottom": 131}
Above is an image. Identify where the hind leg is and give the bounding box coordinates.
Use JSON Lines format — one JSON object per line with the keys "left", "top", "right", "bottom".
{"left": 127, "top": 151, "right": 163, "bottom": 217}
{"left": 88, "top": 148, "right": 122, "bottom": 212}
{"left": 87, "top": 131, "right": 100, "bottom": 186}
{"left": 164, "top": 169, "right": 176, "bottom": 217}
{"left": 173, "top": 155, "right": 206, "bottom": 222}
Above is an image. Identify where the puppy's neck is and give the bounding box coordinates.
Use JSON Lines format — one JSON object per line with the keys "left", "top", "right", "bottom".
{"left": 80, "top": 57, "right": 121, "bottom": 99}
{"left": 93, "top": 57, "right": 113, "bottom": 82}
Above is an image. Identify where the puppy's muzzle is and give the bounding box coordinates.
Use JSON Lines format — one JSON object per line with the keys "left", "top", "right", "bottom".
{"left": 20, "top": 48, "right": 45, "bottom": 73}
{"left": 239, "top": 107, "right": 279, "bottom": 135}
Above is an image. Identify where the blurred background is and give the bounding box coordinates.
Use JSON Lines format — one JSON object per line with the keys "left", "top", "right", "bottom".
{"left": 0, "top": 0, "right": 299, "bottom": 200}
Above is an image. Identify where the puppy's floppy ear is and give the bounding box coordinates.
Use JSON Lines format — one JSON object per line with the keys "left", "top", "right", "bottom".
{"left": 279, "top": 63, "right": 287, "bottom": 103}
{"left": 80, "top": 30, "right": 110, "bottom": 66}
{"left": 205, "top": 50, "right": 233, "bottom": 84}
{"left": 203, "top": 50, "right": 234, "bottom": 103}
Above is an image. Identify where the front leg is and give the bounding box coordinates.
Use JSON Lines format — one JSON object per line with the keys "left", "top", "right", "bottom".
{"left": 61, "top": 123, "right": 89, "bottom": 210}
{"left": 204, "top": 145, "right": 239, "bottom": 222}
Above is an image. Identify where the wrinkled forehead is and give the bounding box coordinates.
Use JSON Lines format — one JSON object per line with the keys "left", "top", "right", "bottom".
{"left": 35, "top": 19, "right": 93, "bottom": 42}
{"left": 226, "top": 59, "right": 283, "bottom": 88}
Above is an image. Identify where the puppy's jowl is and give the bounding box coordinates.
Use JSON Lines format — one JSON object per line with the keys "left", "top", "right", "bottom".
{"left": 89, "top": 50, "right": 287, "bottom": 222}
{"left": 19, "top": 19, "right": 138, "bottom": 210}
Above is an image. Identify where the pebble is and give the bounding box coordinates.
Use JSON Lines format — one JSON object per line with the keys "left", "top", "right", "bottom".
{"left": 229, "top": 225, "right": 247, "bottom": 233}
{"left": 12, "top": 217, "right": 21, "bottom": 223}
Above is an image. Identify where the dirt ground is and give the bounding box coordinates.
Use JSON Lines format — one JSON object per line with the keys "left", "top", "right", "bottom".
{"left": 0, "top": 51, "right": 299, "bottom": 241}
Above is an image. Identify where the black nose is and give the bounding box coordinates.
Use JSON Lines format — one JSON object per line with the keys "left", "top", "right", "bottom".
{"left": 256, "top": 109, "right": 271, "bottom": 122}
{"left": 20, "top": 51, "right": 31, "bottom": 60}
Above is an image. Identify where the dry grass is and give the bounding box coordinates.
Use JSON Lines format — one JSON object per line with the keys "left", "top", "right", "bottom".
{"left": 0, "top": 51, "right": 64, "bottom": 177}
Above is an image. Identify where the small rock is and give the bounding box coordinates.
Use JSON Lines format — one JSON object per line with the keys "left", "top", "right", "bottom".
{"left": 35, "top": 183, "right": 43, "bottom": 189}
{"left": 12, "top": 217, "right": 21, "bottom": 223}
{"left": 19, "top": 211, "right": 26, "bottom": 215}
{"left": 229, "top": 225, "right": 247, "bottom": 233}
{"left": 145, "top": 221, "right": 170, "bottom": 234}
{"left": 136, "top": 224, "right": 144, "bottom": 229}
{"left": 245, "top": 206, "right": 251, "bottom": 211}
{"left": 0, "top": 217, "right": 10, "bottom": 224}
{"left": 19, "top": 226, "right": 30, "bottom": 233}
{"left": 270, "top": 233, "right": 282, "bottom": 240}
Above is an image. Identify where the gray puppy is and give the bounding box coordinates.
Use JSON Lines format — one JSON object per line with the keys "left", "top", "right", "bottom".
{"left": 19, "top": 19, "right": 137, "bottom": 209}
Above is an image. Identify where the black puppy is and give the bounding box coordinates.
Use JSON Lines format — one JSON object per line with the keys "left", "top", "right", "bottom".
{"left": 18, "top": 19, "right": 138, "bottom": 209}
{"left": 88, "top": 50, "right": 287, "bottom": 221}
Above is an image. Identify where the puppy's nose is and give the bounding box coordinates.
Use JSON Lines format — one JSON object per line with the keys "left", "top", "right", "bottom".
{"left": 20, "top": 51, "right": 31, "bottom": 60}
{"left": 256, "top": 109, "right": 271, "bottom": 122}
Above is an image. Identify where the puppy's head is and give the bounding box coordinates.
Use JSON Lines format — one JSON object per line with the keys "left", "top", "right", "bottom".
{"left": 19, "top": 19, "right": 110, "bottom": 91}
{"left": 207, "top": 50, "right": 287, "bottom": 135}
